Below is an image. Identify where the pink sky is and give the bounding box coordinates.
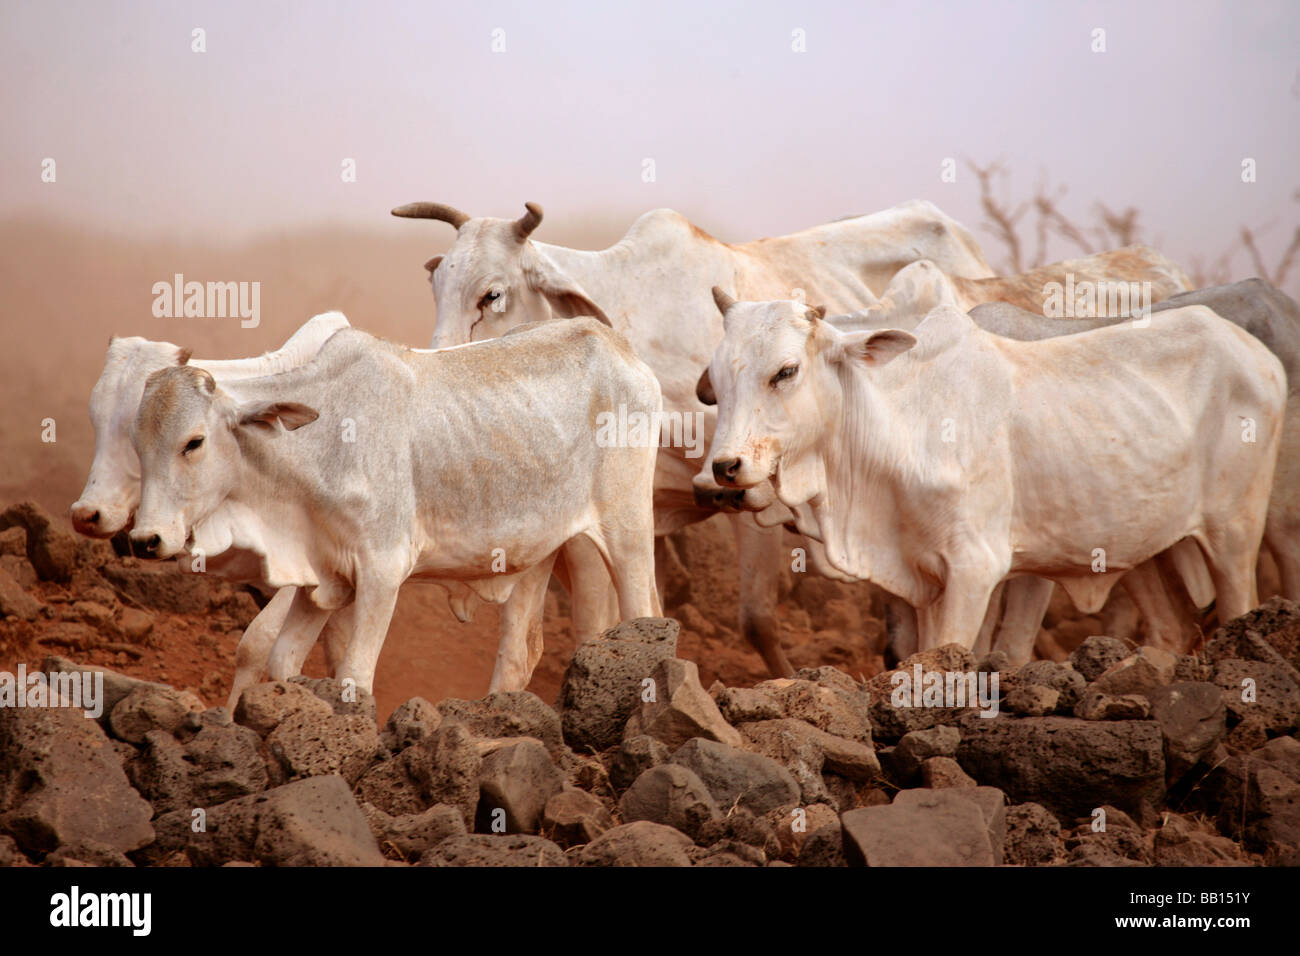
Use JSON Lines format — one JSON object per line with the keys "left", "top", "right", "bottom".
{"left": 2, "top": 0, "right": 1297, "bottom": 274}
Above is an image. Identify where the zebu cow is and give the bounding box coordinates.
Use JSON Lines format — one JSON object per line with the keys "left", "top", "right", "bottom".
{"left": 697, "top": 248, "right": 1195, "bottom": 661}
{"left": 1152, "top": 280, "right": 1300, "bottom": 600}
{"left": 73, "top": 313, "right": 613, "bottom": 706}
{"left": 127, "top": 321, "right": 662, "bottom": 693}
{"left": 70, "top": 314, "right": 356, "bottom": 707}
{"left": 951, "top": 279, "right": 1300, "bottom": 657}
{"left": 698, "top": 289, "right": 1284, "bottom": 652}
{"left": 940, "top": 245, "right": 1189, "bottom": 312}
{"left": 391, "top": 199, "right": 994, "bottom": 675}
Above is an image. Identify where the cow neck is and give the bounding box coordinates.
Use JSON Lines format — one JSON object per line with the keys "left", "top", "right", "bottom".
{"left": 208, "top": 425, "right": 327, "bottom": 590}
{"left": 223, "top": 358, "right": 344, "bottom": 576}
{"left": 813, "top": 357, "right": 933, "bottom": 605}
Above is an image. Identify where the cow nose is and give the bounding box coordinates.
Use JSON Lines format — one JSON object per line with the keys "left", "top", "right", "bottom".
{"left": 712, "top": 458, "right": 742, "bottom": 486}
{"left": 70, "top": 503, "right": 100, "bottom": 532}
{"left": 130, "top": 533, "right": 162, "bottom": 559}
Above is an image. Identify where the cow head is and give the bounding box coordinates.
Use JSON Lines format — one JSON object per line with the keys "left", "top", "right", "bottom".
{"left": 71, "top": 337, "right": 193, "bottom": 537}
{"left": 129, "top": 365, "right": 317, "bottom": 560}
{"left": 697, "top": 286, "right": 916, "bottom": 509}
{"left": 391, "top": 201, "right": 611, "bottom": 348}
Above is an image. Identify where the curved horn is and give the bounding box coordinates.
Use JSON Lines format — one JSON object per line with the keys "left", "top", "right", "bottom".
{"left": 391, "top": 202, "right": 470, "bottom": 229}
{"left": 712, "top": 286, "right": 737, "bottom": 315}
{"left": 514, "top": 202, "right": 543, "bottom": 241}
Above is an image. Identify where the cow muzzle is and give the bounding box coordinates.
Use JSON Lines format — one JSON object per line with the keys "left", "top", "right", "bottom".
{"left": 70, "top": 500, "right": 130, "bottom": 538}
{"left": 128, "top": 531, "right": 164, "bottom": 560}
{"left": 70, "top": 502, "right": 105, "bottom": 536}
{"left": 693, "top": 483, "right": 748, "bottom": 512}
{"left": 711, "top": 457, "right": 744, "bottom": 487}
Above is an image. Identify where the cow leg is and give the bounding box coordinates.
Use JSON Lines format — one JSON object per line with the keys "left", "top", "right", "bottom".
{"left": 1202, "top": 533, "right": 1261, "bottom": 623}
{"left": 266, "top": 588, "right": 333, "bottom": 682}
{"left": 600, "top": 522, "right": 662, "bottom": 622}
{"left": 971, "top": 582, "right": 1005, "bottom": 659}
{"left": 1169, "top": 537, "right": 1216, "bottom": 608}
{"left": 322, "top": 603, "right": 358, "bottom": 677}
{"left": 1265, "top": 522, "right": 1300, "bottom": 602}
{"left": 563, "top": 535, "right": 620, "bottom": 643}
{"left": 1099, "top": 586, "right": 1142, "bottom": 644}
{"left": 1264, "top": 410, "right": 1300, "bottom": 600}
{"left": 734, "top": 516, "right": 793, "bottom": 677}
{"left": 489, "top": 554, "right": 557, "bottom": 693}
{"left": 227, "top": 586, "right": 297, "bottom": 711}
{"left": 884, "top": 594, "right": 919, "bottom": 667}
{"left": 335, "top": 569, "right": 404, "bottom": 695}
{"left": 1120, "top": 560, "right": 1198, "bottom": 653}
{"left": 992, "top": 577, "right": 1054, "bottom": 665}
{"left": 916, "top": 566, "right": 1002, "bottom": 651}
{"left": 654, "top": 537, "right": 670, "bottom": 610}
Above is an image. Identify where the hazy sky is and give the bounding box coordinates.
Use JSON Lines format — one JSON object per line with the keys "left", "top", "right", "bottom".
{"left": 2, "top": 0, "right": 1297, "bottom": 269}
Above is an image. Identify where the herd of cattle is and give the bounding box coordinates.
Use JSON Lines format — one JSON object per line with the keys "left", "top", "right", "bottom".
{"left": 67, "top": 199, "right": 1300, "bottom": 710}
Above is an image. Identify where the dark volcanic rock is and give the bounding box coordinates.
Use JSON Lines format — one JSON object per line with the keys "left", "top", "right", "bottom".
{"left": 437, "top": 692, "right": 565, "bottom": 759}
{"left": 162, "top": 775, "right": 385, "bottom": 866}
{"left": 475, "top": 738, "right": 563, "bottom": 834}
{"left": 955, "top": 714, "right": 1166, "bottom": 826}
{"left": 420, "top": 833, "right": 567, "bottom": 867}
{"left": 841, "top": 787, "right": 1004, "bottom": 866}
{"left": 0, "top": 706, "right": 154, "bottom": 855}
{"left": 1147, "top": 682, "right": 1226, "bottom": 781}
{"left": 0, "top": 501, "right": 79, "bottom": 582}
{"left": 557, "top": 617, "right": 679, "bottom": 752}
{"left": 619, "top": 764, "right": 720, "bottom": 841}
{"left": 669, "top": 738, "right": 801, "bottom": 815}
{"left": 575, "top": 820, "right": 693, "bottom": 867}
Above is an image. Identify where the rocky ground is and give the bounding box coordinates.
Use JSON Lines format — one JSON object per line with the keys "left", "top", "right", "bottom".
{"left": 0, "top": 499, "right": 1297, "bottom": 867}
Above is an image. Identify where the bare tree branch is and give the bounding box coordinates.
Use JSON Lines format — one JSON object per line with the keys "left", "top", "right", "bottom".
{"left": 964, "top": 158, "right": 1296, "bottom": 294}
{"left": 967, "top": 159, "right": 1027, "bottom": 273}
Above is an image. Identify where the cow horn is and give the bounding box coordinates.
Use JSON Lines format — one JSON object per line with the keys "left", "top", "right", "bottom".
{"left": 712, "top": 286, "right": 737, "bottom": 315}
{"left": 391, "top": 202, "right": 471, "bottom": 229}
{"left": 514, "top": 202, "right": 543, "bottom": 241}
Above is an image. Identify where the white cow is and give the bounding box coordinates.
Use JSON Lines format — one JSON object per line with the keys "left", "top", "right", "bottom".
{"left": 391, "top": 199, "right": 994, "bottom": 675}
{"left": 127, "top": 320, "right": 662, "bottom": 693}
{"left": 73, "top": 313, "right": 612, "bottom": 706}
{"left": 698, "top": 248, "right": 1199, "bottom": 661}
{"left": 698, "top": 289, "right": 1284, "bottom": 652}
{"left": 853, "top": 273, "right": 1300, "bottom": 659}
{"left": 70, "top": 314, "right": 355, "bottom": 707}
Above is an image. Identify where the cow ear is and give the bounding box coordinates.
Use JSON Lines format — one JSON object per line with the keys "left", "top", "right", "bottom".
{"left": 838, "top": 329, "right": 917, "bottom": 367}
{"left": 424, "top": 255, "right": 444, "bottom": 274}
{"left": 696, "top": 366, "right": 717, "bottom": 406}
{"left": 807, "top": 305, "right": 827, "bottom": 321}
{"left": 237, "top": 401, "right": 319, "bottom": 432}
{"left": 523, "top": 250, "right": 613, "bottom": 326}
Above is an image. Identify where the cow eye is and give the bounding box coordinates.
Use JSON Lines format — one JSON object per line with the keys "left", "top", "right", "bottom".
{"left": 183, "top": 436, "right": 204, "bottom": 455}
{"left": 479, "top": 290, "right": 501, "bottom": 309}
{"left": 771, "top": 364, "right": 798, "bottom": 386}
